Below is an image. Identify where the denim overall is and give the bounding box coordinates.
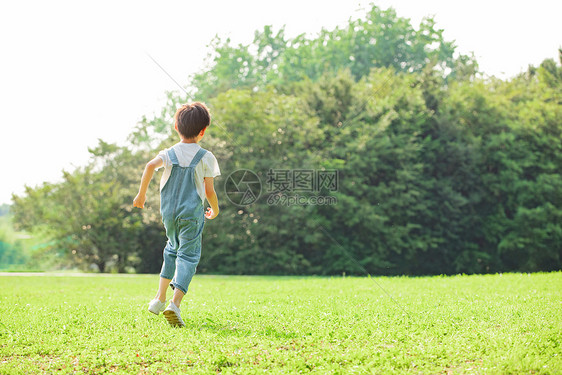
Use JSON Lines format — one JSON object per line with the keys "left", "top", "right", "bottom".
{"left": 160, "top": 147, "right": 207, "bottom": 294}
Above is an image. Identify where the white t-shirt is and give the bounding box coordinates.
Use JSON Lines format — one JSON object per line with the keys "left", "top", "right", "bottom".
{"left": 156, "top": 143, "right": 221, "bottom": 204}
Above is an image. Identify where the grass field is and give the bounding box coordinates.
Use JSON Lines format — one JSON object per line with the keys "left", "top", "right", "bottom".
{"left": 0, "top": 273, "right": 560, "bottom": 374}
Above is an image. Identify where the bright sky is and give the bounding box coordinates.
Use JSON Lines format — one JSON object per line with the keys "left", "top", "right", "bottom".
{"left": 0, "top": 0, "right": 560, "bottom": 205}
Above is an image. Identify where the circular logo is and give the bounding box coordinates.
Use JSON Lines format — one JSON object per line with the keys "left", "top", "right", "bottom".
{"left": 224, "top": 169, "right": 262, "bottom": 206}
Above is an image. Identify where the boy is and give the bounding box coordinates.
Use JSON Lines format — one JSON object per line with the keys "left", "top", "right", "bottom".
{"left": 133, "top": 102, "right": 220, "bottom": 327}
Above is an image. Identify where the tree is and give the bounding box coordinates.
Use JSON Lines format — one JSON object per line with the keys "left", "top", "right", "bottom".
{"left": 192, "top": 5, "right": 467, "bottom": 100}
{"left": 11, "top": 140, "right": 160, "bottom": 273}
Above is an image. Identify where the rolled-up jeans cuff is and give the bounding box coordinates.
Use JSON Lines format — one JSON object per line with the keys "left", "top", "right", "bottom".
{"left": 170, "top": 282, "right": 187, "bottom": 294}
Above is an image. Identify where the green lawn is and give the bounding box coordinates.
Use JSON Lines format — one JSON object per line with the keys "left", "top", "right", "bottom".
{"left": 1, "top": 273, "right": 560, "bottom": 374}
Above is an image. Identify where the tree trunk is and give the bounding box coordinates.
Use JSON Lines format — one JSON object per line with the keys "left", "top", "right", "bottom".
{"left": 97, "top": 260, "right": 106, "bottom": 273}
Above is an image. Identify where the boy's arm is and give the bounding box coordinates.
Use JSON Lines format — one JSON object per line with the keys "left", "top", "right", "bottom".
{"left": 133, "top": 156, "right": 164, "bottom": 209}
{"left": 204, "top": 177, "right": 219, "bottom": 219}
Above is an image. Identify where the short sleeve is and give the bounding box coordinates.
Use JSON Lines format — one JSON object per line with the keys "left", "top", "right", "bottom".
{"left": 202, "top": 152, "right": 221, "bottom": 178}
{"left": 156, "top": 149, "right": 171, "bottom": 170}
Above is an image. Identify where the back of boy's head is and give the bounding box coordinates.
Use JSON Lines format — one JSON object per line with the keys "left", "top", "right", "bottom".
{"left": 174, "top": 102, "right": 211, "bottom": 139}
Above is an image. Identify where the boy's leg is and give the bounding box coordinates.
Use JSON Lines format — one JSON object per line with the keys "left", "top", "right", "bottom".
{"left": 162, "top": 219, "right": 201, "bottom": 327}
{"left": 171, "top": 288, "right": 185, "bottom": 307}
{"left": 169, "top": 228, "right": 202, "bottom": 304}
{"left": 148, "top": 243, "right": 176, "bottom": 314}
{"left": 155, "top": 277, "right": 172, "bottom": 302}
{"left": 158, "top": 242, "right": 177, "bottom": 298}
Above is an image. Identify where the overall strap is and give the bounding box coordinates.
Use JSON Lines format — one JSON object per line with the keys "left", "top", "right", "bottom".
{"left": 189, "top": 148, "right": 208, "bottom": 168}
{"left": 167, "top": 148, "right": 179, "bottom": 165}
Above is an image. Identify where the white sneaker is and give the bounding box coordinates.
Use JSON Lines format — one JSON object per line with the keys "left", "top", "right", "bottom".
{"left": 148, "top": 299, "right": 166, "bottom": 315}
{"left": 163, "top": 301, "right": 185, "bottom": 327}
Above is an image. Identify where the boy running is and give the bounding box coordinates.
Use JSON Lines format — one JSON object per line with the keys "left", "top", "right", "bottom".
{"left": 133, "top": 102, "right": 220, "bottom": 327}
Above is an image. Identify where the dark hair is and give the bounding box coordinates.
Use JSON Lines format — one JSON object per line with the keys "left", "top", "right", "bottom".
{"left": 174, "top": 102, "right": 211, "bottom": 139}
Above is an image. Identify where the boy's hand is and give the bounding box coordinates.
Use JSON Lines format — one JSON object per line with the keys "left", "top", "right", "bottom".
{"left": 133, "top": 193, "right": 146, "bottom": 209}
{"left": 205, "top": 207, "right": 218, "bottom": 219}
